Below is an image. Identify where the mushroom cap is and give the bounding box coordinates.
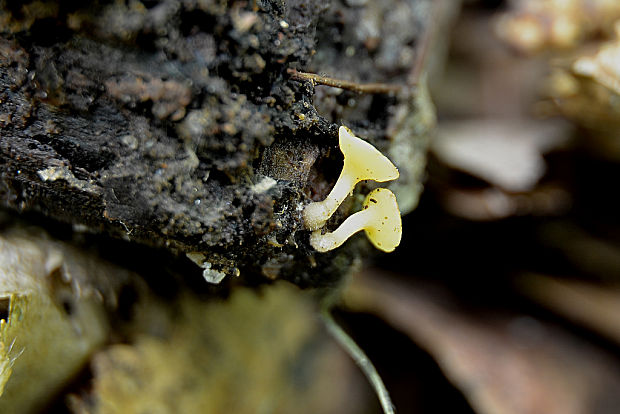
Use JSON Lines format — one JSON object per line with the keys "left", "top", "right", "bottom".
{"left": 362, "top": 188, "right": 402, "bottom": 252}
{"left": 339, "top": 126, "right": 399, "bottom": 182}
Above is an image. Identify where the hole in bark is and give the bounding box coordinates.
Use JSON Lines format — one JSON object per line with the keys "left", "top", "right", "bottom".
{"left": 0, "top": 297, "right": 10, "bottom": 322}
{"left": 180, "top": 9, "right": 218, "bottom": 37}
{"left": 28, "top": 18, "right": 74, "bottom": 46}
{"left": 141, "top": 0, "right": 160, "bottom": 9}
{"left": 117, "top": 284, "right": 139, "bottom": 321}
{"left": 61, "top": 298, "right": 74, "bottom": 316}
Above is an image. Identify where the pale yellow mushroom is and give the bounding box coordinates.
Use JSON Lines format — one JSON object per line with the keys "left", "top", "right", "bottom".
{"left": 303, "top": 126, "right": 399, "bottom": 230}
{"left": 309, "top": 188, "right": 402, "bottom": 253}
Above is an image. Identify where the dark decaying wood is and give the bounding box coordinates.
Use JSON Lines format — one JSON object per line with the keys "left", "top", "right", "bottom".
{"left": 0, "top": 0, "right": 437, "bottom": 287}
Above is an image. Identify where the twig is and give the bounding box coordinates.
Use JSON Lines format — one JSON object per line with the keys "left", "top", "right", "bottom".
{"left": 287, "top": 2, "right": 443, "bottom": 96}
{"left": 321, "top": 308, "right": 396, "bottom": 414}
{"left": 287, "top": 68, "right": 406, "bottom": 95}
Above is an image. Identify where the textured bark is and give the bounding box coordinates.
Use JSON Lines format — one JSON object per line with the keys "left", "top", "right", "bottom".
{"left": 0, "top": 0, "right": 439, "bottom": 287}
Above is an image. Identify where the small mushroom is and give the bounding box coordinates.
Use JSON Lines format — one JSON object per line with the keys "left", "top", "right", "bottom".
{"left": 303, "top": 126, "right": 399, "bottom": 230}
{"left": 309, "top": 188, "right": 402, "bottom": 252}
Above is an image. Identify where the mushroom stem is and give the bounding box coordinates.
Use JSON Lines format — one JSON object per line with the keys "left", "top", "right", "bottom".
{"left": 310, "top": 207, "right": 372, "bottom": 252}
{"left": 303, "top": 172, "right": 356, "bottom": 231}
{"left": 303, "top": 126, "right": 399, "bottom": 230}
{"left": 310, "top": 188, "right": 402, "bottom": 253}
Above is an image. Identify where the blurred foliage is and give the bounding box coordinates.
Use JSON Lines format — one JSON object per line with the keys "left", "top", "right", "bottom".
{"left": 0, "top": 227, "right": 110, "bottom": 413}
{"left": 69, "top": 283, "right": 365, "bottom": 414}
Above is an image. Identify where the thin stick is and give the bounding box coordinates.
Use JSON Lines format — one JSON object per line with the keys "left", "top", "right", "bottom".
{"left": 287, "top": 68, "right": 406, "bottom": 95}
{"left": 321, "top": 308, "right": 396, "bottom": 414}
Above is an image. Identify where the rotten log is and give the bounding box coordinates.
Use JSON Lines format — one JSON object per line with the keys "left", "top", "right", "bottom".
{"left": 1, "top": 0, "right": 440, "bottom": 287}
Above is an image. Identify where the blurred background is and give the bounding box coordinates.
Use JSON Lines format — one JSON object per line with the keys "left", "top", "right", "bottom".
{"left": 339, "top": 0, "right": 620, "bottom": 412}
{"left": 4, "top": 0, "right": 620, "bottom": 413}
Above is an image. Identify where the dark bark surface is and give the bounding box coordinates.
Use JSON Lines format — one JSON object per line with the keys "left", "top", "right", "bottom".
{"left": 0, "top": 0, "right": 435, "bottom": 287}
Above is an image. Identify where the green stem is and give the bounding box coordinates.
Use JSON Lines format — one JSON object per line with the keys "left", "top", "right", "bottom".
{"left": 320, "top": 308, "right": 395, "bottom": 414}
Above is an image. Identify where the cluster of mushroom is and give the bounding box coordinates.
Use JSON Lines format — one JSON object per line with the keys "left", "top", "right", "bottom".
{"left": 304, "top": 126, "right": 402, "bottom": 253}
